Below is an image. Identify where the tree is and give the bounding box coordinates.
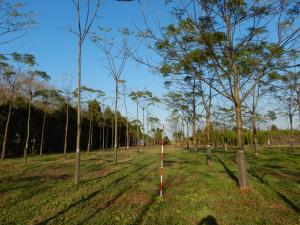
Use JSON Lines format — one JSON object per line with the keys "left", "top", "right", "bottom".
{"left": 0, "top": 53, "right": 23, "bottom": 160}
{"left": 93, "top": 31, "right": 129, "bottom": 164}
{"left": 35, "top": 89, "right": 61, "bottom": 155}
{"left": 0, "top": 0, "right": 35, "bottom": 47}
{"left": 21, "top": 54, "right": 50, "bottom": 163}
{"left": 86, "top": 99, "right": 101, "bottom": 152}
{"left": 137, "top": 0, "right": 300, "bottom": 189}
{"left": 164, "top": 91, "right": 192, "bottom": 149}
{"left": 273, "top": 70, "right": 299, "bottom": 150}
{"left": 129, "top": 91, "right": 144, "bottom": 152}
{"left": 120, "top": 80, "right": 130, "bottom": 149}
{"left": 148, "top": 116, "right": 160, "bottom": 145}
{"left": 71, "top": 0, "right": 103, "bottom": 187}
{"left": 61, "top": 74, "right": 74, "bottom": 160}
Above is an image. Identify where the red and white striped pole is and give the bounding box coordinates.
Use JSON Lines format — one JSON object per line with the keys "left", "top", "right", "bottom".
{"left": 160, "top": 125, "right": 164, "bottom": 197}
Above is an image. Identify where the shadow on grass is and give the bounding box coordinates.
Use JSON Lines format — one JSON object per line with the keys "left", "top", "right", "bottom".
{"left": 78, "top": 170, "right": 153, "bottom": 224}
{"left": 77, "top": 186, "right": 132, "bottom": 225}
{"left": 214, "top": 155, "right": 238, "bottom": 186}
{"left": 0, "top": 174, "right": 71, "bottom": 193}
{"left": 249, "top": 169, "right": 300, "bottom": 214}
{"left": 198, "top": 215, "right": 218, "bottom": 225}
{"left": 131, "top": 172, "right": 179, "bottom": 225}
{"left": 82, "top": 161, "right": 141, "bottom": 184}
{"left": 37, "top": 160, "right": 155, "bottom": 225}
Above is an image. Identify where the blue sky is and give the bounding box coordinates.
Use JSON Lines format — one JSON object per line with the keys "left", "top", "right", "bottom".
{"left": 4, "top": 0, "right": 173, "bottom": 130}
{"left": 3, "top": 0, "right": 298, "bottom": 134}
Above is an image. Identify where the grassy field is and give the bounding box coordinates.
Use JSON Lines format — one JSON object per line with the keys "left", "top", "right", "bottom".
{"left": 0, "top": 146, "right": 299, "bottom": 225}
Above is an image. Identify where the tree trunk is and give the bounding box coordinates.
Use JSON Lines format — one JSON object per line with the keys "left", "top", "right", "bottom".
{"left": 142, "top": 108, "right": 145, "bottom": 148}
{"left": 1, "top": 101, "right": 12, "bottom": 160}
{"left": 87, "top": 119, "right": 92, "bottom": 152}
{"left": 74, "top": 34, "right": 82, "bottom": 188}
{"left": 39, "top": 109, "right": 47, "bottom": 155}
{"left": 136, "top": 102, "right": 139, "bottom": 153}
{"left": 24, "top": 93, "right": 32, "bottom": 164}
{"left": 289, "top": 114, "right": 294, "bottom": 150}
{"left": 192, "top": 93, "right": 197, "bottom": 153}
{"left": 234, "top": 99, "right": 248, "bottom": 189}
{"left": 126, "top": 118, "right": 129, "bottom": 149}
{"left": 105, "top": 126, "right": 108, "bottom": 150}
{"left": 252, "top": 113, "right": 258, "bottom": 156}
{"left": 110, "top": 122, "right": 113, "bottom": 148}
{"left": 114, "top": 81, "right": 118, "bottom": 164}
{"left": 102, "top": 123, "right": 105, "bottom": 150}
{"left": 64, "top": 101, "right": 69, "bottom": 160}
{"left": 186, "top": 121, "right": 189, "bottom": 150}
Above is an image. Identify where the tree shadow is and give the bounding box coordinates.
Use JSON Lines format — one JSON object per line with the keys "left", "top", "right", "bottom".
{"left": 249, "top": 169, "right": 300, "bottom": 214}
{"left": 198, "top": 215, "right": 218, "bottom": 225}
{"left": 131, "top": 172, "right": 179, "bottom": 225}
{"left": 214, "top": 155, "right": 238, "bottom": 186}
{"left": 37, "top": 160, "right": 155, "bottom": 224}
{"left": 77, "top": 186, "right": 131, "bottom": 225}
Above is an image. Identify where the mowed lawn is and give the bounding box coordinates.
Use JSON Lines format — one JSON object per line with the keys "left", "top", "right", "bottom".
{"left": 0, "top": 146, "right": 299, "bottom": 225}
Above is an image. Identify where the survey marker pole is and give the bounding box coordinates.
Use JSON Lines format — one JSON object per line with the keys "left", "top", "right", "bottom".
{"left": 160, "top": 125, "right": 164, "bottom": 197}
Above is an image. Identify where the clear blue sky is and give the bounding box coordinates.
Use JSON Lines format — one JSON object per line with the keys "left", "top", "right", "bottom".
{"left": 3, "top": 0, "right": 297, "bottom": 134}
{"left": 5, "top": 0, "right": 172, "bottom": 130}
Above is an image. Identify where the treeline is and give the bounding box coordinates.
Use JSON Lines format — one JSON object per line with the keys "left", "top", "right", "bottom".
{"left": 0, "top": 95, "right": 144, "bottom": 158}
{"left": 173, "top": 128, "right": 300, "bottom": 148}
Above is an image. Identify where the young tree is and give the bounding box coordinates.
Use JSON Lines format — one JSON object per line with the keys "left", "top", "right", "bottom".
{"left": 61, "top": 74, "right": 74, "bottom": 160}
{"left": 93, "top": 32, "right": 129, "bottom": 164}
{"left": 137, "top": 0, "right": 300, "bottom": 189}
{"left": 35, "top": 89, "right": 61, "bottom": 155}
{"left": 0, "top": 0, "right": 35, "bottom": 47}
{"left": 71, "top": 0, "right": 103, "bottom": 187}
{"left": 129, "top": 91, "right": 144, "bottom": 152}
{"left": 120, "top": 80, "right": 130, "bottom": 149}
{"left": 0, "top": 53, "right": 23, "bottom": 160}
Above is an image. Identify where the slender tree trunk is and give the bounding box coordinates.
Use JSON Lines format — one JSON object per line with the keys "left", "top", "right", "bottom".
{"left": 192, "top": 94, "right": 197, "bottom": 153}
{"left": 1, "top": 100, "right": 12, "bottom": 160}
{"left": 126, "top": 118, "right": 129, "bottom": 149}
{"left": 39, "top": 109, "right": 47, "bottom": 155}
{"left": 205, "top": 108, "right": 213, "bottom": 166}
{"left": 111, "top": 121, "right": 114, "bottom": 148}
{"left": 24, "top": 90, "right": 32, "bottom": 164}
{"left": 186, "top": 121, "right": 189, "bottom": 150}
{"left": 64, "top": 101, "right": 69, "bottom": 160}
{"left": 87, "top": 119, "right": 92, "bottom": 152}
{"left": 74, "top": 35, "right": 82, "bottom": 188}
{"left": 146, "top": 109, "right": 149, "bottom": 150}
{"left": 142, "top": 108, "right": 145, "bottom": 148}
{"left": 252, "top": 112, "right": 258, "bottom": 156}
{"left": 102, "top": 123, "right": 105, "bottom": 150}
{"left": 289, "top": 113, "right": 294, "bottom": 150}
{"left": 105, "top": 126, "right": 108, "bottom": 150}
{"left": 114, "top": 81, "right": 118, "bottom": 164}
{"left": 136, "top": 102, "right": 139, "bottom": 153}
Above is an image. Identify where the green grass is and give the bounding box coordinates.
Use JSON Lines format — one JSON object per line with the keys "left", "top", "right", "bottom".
{"left": 0, "top": 146, "right": 299, "bottom": 225}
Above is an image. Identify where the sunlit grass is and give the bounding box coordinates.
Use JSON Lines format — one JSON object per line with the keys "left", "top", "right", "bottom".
{"left": 0, "top": 146, "right": 299, "bottom": 225}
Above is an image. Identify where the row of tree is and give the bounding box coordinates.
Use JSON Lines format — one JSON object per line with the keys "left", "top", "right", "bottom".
{"left": 132, "top": 0, "right": 300, "bottom": 189}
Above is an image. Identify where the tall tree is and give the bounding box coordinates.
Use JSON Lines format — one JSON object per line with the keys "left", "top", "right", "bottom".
{"left": 71, "top": 0, "right": 103, "bottom": 187}
{"left": 0, "top": 0, "right": 35, "bottom": 47}
{"left": 138, "top": 0, "right": 300, "bottom": 189}
{"left": 93, "top": 32, "right": 129, "bottom": 164}
{"left": 35, "top": 89, "right": 60, "bottom": 155}
{"left": 120, "top": 80, "right": 130, "bottom": 149}
{"left": 0, "top": 53, "right": 22, "bottom": 160}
